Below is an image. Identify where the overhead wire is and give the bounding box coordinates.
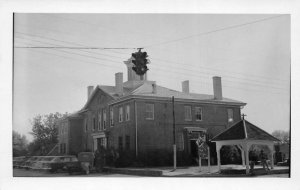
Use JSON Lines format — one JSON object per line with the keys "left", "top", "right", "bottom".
{"left": 15, "top": 31, "right": 289, "bottom": 85}
{"left": 15, "top": 36, "right": 289, "bottom": 92}
{"left": 15, "top": 40, "right": 289, "bottom": 96}
{"left": 143, "top": 15, "right": 287, "bottom": 48}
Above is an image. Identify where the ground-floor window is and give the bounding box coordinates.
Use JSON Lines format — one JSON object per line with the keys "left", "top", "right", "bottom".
{"left": 125, "top": 135, "right": 130, "bottom": 150}
{"left": 177, "top": 133, "right": 184, "bottom": 151}
{"left": 118, "top": 136, "right": 123, "bottom": 151}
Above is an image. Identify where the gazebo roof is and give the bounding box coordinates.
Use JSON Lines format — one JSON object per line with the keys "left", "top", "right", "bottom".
{"left": 211, "top": 119, "right": 279, "bottom": 142}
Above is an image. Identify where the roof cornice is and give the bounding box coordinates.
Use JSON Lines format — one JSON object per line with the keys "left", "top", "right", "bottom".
{"left": 108, "top": 95, "right": 246, "bottom": 107}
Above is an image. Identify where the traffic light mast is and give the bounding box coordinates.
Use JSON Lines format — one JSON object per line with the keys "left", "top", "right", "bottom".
{"left": 131, "top": 48, "right": 149, "bottom": 76}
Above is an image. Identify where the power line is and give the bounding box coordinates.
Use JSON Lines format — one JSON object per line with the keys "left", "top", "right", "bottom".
{"left": 15, "top": 40, "right": 289, "bottom": 95}
{"left": 15, "top": 31, "right": 289, "bottom": 84}
{"left": 14, "top": 46, "right": 141, "bottom": 50}
{"left": 144, "top": 15, "right": 286, "bottom": 48}
{"left": 15, "top": 36, "right": 289, "bottom": 91}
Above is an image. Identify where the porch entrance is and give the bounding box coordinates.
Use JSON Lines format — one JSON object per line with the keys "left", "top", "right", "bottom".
{"left": 190, "top": 139, "right": 198, "bottom": 165}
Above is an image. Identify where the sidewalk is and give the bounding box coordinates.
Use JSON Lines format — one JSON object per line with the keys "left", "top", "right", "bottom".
{"left": 104, "top": 165, "right": 289, "bottom": 177}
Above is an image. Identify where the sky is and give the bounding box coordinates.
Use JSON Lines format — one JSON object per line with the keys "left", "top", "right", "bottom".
{"left": 13, "top": 14, "right": 290, "bottom": 142}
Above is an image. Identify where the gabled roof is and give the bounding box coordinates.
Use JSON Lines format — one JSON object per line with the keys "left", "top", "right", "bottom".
{"left": 211, "top": 120, "right": 280, "bottom": 142}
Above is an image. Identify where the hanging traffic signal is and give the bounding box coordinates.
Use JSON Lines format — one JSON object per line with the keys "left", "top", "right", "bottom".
{"left": 131, "top": 49, "right": 149, "bottom": 76}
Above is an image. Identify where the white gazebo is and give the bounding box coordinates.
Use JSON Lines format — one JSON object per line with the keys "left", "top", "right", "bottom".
{"left": 211, "top": 119, "right": 280, "bottom": 174}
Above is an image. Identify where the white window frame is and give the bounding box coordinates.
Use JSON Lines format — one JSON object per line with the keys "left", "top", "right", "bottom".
{"left": 126, "top": 105, "right": 130, "bottom": 121}
{"left": 228, "top": 108, "right": 234, "bottom": 122}
{"left": 184, "top": 106, "right": 192, "bottom": 121}
{"left": 110, "top": 107, "right": 114, "bottom": 127}
{"left": 145, "top": 103, "right": 154, "bottom": 120}
{"left": 195, "top": 107, "right": 203, "bottom": 121}
{"left": 119, "top": 107, "right": 123, "bottom": 122}
{"left": 103, "top": 109, "right": 107, "bottom": 130}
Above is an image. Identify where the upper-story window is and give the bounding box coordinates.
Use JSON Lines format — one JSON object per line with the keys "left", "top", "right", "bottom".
{"left": 184, "top": 106, "right": 192, "bottom": 121}
{"left": 227, "top": 109, "right": 234, "bottom": 122}
{"left": 110, "top": 107, "right": 114, "bottom": 127}
{"left": 93, "top": 117, "right": 96, "bottom": 131}
{"left": 195, "top": 107, "right": 203, "bottom": 121}
{"left": 126, "top": 105, "right": 130, "bottom": 121}
{"left": 85, "top": 119, "right": 88, "bottom": 132}
{"left": 119, "top": 107, "right": 123, "bottom": 122}
{"left": 98, "top": 111, "right": 102, "bottom": 131}
{"left": 145, "top": 103, "right": 154, "bottom": 120}
{"left": 103, "top": 109, "right": 107, "bottom": 130}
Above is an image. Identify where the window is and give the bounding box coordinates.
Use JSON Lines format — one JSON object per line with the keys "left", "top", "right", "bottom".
{"left": 145, "top": 103, "right": 154, "bottom": 120}
{"left": 119, "top": 107, "right": 123, "bottom": 122}
{"left": 126, "top": 105, "right": 130, "bottom": 121}
{"left": 98, "top": 111, "right": 102, "bottom": 130}
{"left": 118, "top": 136, "right": 123, "bottom": 151}
{"left": 184, "top": 106, "right": 192, "bottom": 121}
{"left": 99, "top": 137, "right": 107, "bottom": 149}
{"left": 85, "top": 119, "right": 88, "bottom": 132}
{"left": 228, "top": 109, "right": 234, "bottom": 122}
{"left": 125, "top": 135, "right": 130, "bottom": 150}
{"left": 103, "top": 109, "right": 107, "bottom": 130}
{"left": 93, "top": 117, "right": 96, "bottom": 131}
{"left": 177, "top": 133, "right": 184, "bottom": 151}
{"left": 110, "top": 107, "right": 114, "bottom": 127}
{"left": 195, "top": 107, "right": 202, "bottom": 121}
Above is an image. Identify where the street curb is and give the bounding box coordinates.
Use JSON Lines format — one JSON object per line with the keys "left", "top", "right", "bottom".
{"left": 103, "top": 167, "right": 162, "bottom": 176}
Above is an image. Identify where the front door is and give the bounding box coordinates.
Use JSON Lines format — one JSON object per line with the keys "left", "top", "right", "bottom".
{"left": 190, "top": 140, "right": 198, "bottom": 165}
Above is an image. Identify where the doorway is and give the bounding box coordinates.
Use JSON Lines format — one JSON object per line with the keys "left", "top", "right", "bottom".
{"left": 190, "top": 140, "right": 198, "bottom": 165}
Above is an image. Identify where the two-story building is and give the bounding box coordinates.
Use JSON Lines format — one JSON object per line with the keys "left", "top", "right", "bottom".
{"left": 57, "top": 57, "right": 246, "bottom": 165}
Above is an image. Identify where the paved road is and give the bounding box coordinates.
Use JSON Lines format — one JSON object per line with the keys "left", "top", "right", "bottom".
{"left": 13, "top": 168, "right": 289, "bottom": 178}
{"left": 13, "top": 169, "right": 135, "bottom": 177}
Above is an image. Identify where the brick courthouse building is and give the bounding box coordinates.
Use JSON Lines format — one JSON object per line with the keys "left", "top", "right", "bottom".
{"left": 57, "top": 57, "right": 246, "bottom": 165}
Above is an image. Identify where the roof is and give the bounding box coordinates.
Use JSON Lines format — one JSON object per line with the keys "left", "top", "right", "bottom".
{"left": 211, "top": 120, "right": 280, "bottom": 142}
{"left": 81, "top": 80, "right": 246, "bottom": 111}
{"left": 130, "top": 83, "right": 245, "bottom": 104}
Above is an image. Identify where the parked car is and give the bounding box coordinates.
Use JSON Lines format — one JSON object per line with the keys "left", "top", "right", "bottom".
{"left": 30, "top": 156, "right": 55, "bottom": 170}
{"left": 13, "top": 156, "right": 27, "bottom": 168}
{"left": 21, "top": 156, "right": 42, "bottom": 170}
{"left": 66, "top": 152, "right": 95, "bottom": 175}
{"left": 47, "top": 156, "right": 78, "bottom": 173}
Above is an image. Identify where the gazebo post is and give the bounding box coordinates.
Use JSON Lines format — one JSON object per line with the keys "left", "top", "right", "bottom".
{"left": 268, "top": 144, "right": 275, "bottom": 169}
{"left": 243, "top": 143, "right": 250, "bottom": 174}
{"left": 237, "top": 145, "right": 245, "bottom": 166}
{"left": 216, "top": 142, "right": 221, "bottom": 173}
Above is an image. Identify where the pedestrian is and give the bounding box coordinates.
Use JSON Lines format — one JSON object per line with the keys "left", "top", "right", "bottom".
{"left": 249, "top": 151, "right": 255, "bottom": 175}
{"left": 259, "top": 150, "right": 270, "bottom": 171}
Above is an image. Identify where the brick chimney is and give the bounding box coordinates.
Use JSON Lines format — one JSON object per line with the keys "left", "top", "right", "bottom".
{"left": 182, "top": 80, "right": 189, "bottom": 93}
{"left": 124, "top": 57, "right": 147, "bottom": 81}
{"left": 115, "top": 72, "right": 123, "bottom": 96}
{"left": 213, "top": 76, "right": 222, "bottom": 100}
{"left": 87, "top": 86, "right": 94, "bottom": 100}
{"left": 152, "top": 83, "right": 157, "bottom": 94}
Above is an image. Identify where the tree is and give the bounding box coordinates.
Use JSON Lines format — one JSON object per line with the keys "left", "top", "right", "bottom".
{"left": 29, "top": 112, "right": 66, "bottom": 156}
{"left": 272, "top": 130, "right": 290, "bottom": 143}
{"left": 13, "top": 130, "right": 29, "bottom": 157}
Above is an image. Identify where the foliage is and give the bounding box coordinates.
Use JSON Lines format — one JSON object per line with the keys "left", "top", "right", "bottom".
{"left": 220, "top": 145, "right": 242, "bottom": 165}
{"left": 272, "top": 130, "right": 290, "bottom": 143}
{"left": 28, "top": 112, "right": 66, "bottom": 156}
{"left": 13, "top": 130, "right": 29, "bottom": 157}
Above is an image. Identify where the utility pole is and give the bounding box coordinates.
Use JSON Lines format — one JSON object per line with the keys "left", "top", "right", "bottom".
{"left": 172, "top": 96, "right": 176, "bottom": 171}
